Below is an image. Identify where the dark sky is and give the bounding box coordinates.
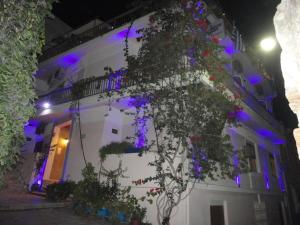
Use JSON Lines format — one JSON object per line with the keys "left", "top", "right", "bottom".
{"left": 52, "top": 0, "right": 298, "bottom": 128}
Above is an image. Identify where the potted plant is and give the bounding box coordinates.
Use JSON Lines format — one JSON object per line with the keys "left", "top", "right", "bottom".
{"left": 130, "top": 206, "right": 146, "bottom": 225}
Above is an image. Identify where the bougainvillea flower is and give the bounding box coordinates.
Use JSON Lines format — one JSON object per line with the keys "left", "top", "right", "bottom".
{"left": 196, "top": 19, "right": 208, "bottom": 31}
{"left": 209, "top": 75, "right": 217, "bottom": 81}
{"left": 202, "top": 50, "right": 210, "bottom": 57}
{"left": 211, "top": 35, "right": 220, "bottom": 44}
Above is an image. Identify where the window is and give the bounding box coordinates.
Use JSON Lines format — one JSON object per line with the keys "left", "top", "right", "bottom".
{"left": 210, "top": 205, "right": 225, "bottom": 225}
{"left": 269, "top": 153, "right": 276, "bottom": 177}
{"left": 232, "top": 60, "right": 244, "bottom": 74}
{"left": 244, "top": 141, "right": 257, "bottom": 172}
{"left": 255, "top": 84, "right": 264, "bottom": 96}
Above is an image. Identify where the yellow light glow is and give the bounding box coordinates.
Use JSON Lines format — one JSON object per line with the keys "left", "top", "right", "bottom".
{"left": 61, "top": 138, "right": 69, "bottom": 146}
{"left": 260, "top": 37, "right": 277, "bottom": 52}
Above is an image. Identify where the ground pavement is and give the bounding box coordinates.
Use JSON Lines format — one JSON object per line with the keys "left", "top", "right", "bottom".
{"left": 0, "top": 207, "right": 110, "bottom": 225}
{"left": 0, "top": 187, "right": 109, "bottom": 225}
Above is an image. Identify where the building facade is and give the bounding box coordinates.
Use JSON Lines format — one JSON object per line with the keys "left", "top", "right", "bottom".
{"left": 22, "top": 4, "right": 290, "bottom": 225}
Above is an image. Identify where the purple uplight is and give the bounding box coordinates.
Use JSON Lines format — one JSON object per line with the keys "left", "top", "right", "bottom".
{"left": 236, "top": 110, "right": 251, "bottom": 122}
{"left": 32, "top": 157, "right": 48, "bottom": 191}
{"left": 113, "top": 27, "right": 141, "bottom": 40}
{"left": 264, "top": 174, "right": 270, "bottom": 190}
{"left": 108, "top": 69, "right": 126, "bottom": 91}
{"left": 224, "top": 45, "right": 235, "bottom": 56}
{"left": 278, "top": 172, "right": 286, "bottom": 192}
{"left": 235, "top": 176, "right": 241, "bottom": 187}
{"left": 247, "top": 74, "right": 263, "bottom": 85}
{"left": 256, "top": 129, "right": 274, "bottom": 138}
{"left": 58, "top": 53, "right": 81, "bottom": 67}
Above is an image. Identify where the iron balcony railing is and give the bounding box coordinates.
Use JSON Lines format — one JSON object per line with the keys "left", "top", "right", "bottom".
{"left": 38, "top": 74, "right": 134, "bottom": 105}
{"left": 40, "top": 7, "right": 143, "bottom": 61}
{"left": 39, "top": 73, "right": 281, "bottom": 129}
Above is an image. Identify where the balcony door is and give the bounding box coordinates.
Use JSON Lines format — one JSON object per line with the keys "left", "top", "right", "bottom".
{"left": 43, "top": 120, "right": 71, "bottom": 184}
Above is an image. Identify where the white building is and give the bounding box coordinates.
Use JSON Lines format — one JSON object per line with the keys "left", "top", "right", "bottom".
{"left": 22, "top": 4, "right": 290, "bottom": 225}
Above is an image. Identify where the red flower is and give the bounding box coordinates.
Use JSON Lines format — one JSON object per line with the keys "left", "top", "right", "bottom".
{"left": 150, "top": 188, "right": 155, "bottom": 192}
{"left": 209, "top": 75, "right": 217, "bottom": 81}
{"left": 211, "top": 35, "right": 220, "bottom": 44}
{"left": 202, "top": 50, "right": 210, "bottom": 57}
{"left": 196, "top": 19, "right": 208, "bottom": 31}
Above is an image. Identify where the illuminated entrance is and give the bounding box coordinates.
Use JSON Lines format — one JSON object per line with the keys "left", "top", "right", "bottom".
{"left": 43, "top": 120, "right": 71, "bottom": 185}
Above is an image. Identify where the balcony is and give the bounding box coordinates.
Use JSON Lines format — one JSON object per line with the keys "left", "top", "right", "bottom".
{"left": 40, "top": 7, "right": 143, "bottom": 61}
{"left": 38, "top": 73, "right": 134, "bottom": 106}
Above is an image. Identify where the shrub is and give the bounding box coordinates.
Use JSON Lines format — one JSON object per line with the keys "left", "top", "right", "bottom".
{"left": 46, "top": 181, "right": 76, "bottom": 201}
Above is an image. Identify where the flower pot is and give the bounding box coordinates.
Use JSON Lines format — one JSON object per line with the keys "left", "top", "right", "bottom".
{"left": 130, "top": 218, "right": 142, "bottom": 225}
{"left": 117, "top": 211, "right": 127, "bottom": 223}
{"left": 97, "top": 207, "right": 111, "bottom": 218}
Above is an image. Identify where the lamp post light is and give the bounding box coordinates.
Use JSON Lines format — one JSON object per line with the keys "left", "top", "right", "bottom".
{"left": 260, "top": 37, "right": 277, "bottom": 52}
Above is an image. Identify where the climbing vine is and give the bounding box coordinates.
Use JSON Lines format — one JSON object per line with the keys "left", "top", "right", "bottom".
{"left": 0, "top": 0, "right": 55, "bottom": 184}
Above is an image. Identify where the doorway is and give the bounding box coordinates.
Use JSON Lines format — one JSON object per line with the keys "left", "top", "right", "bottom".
{"left": 43, "top": 121, "right": 71, "bottom": 185}
{"left": 210, "top": 205, "right": 225, "bottom": 225}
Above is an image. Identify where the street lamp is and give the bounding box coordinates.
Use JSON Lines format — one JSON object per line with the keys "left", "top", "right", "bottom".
{"left": 260, "top": 37, "right": 277, "bottom": 52}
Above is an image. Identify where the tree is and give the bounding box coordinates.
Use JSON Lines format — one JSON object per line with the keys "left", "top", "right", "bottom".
{"left": 103, "top": 1, "right": 248, "bottom": 224}
{"left": 0, "top": 0, "right": 55, "bottom": 185}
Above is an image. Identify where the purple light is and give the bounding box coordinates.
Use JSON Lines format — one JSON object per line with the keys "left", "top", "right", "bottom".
{"left": 113, "top": 27, "right": 141, "bottom": 40}
{"left": 236, "top": 110, "right": 251, "bottom": 122}
{"left": 265, "top": 174, "right": 270, "bottom": 190}
{"left": 108, "top": 69, "right": 127, "bottom": 91}
{"left": 224, "top": 45, "right": 235, "bottom": 55}
{"left": 278, "top": 171, "right": 285, "bottom": 192}
{"left": 256, "top": 129, "right": 274, "bottom": 138}
{"left": 273, "top": 139, "right": 285, "bottom": 145}
{"left": 192, "top": 152, "right": 203, "bottom": 179}
{"left": 135, "top": 117, "right": 147, "bottom": 148}
{"left": 247, "top": 74, "right": 263, "bottom": 85}
{"left": 235, "top": 176, "right": 241, "bottom": 187}
{"left": 32, "top": 157, "right": 48, "bottom": 191}
{"left": 42, "top": 102, "right": 51, "bottom": 109}
{"left": 58, "top": 53, "right": 81, "bottom": 67}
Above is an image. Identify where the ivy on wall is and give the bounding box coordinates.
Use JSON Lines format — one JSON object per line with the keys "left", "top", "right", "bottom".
{"left": 0, "top": 0, "right": 55, "bottom": 184}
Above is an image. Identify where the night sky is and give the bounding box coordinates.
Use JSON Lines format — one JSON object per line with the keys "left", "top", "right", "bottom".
{"left": 52, "top": 0, "right": 298, "bottom": 128}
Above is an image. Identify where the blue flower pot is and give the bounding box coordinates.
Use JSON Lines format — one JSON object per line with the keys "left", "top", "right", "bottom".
{"left": 117, "top": 211, "right": 127, "bottom": 223}
{"left": 97, "top": 208, "right": 110, "bottom": 218}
